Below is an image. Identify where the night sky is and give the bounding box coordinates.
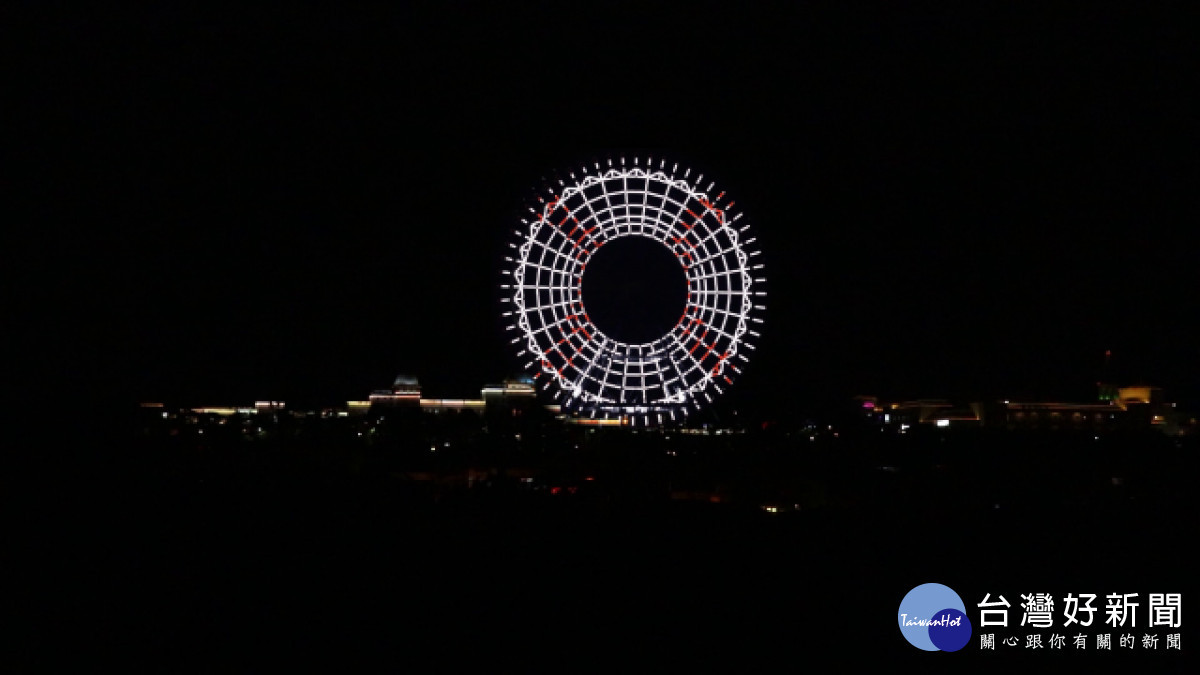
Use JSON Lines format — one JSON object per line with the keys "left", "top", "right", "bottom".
{"left": 20, "top": 4, "right": 1195, "bottom": 415}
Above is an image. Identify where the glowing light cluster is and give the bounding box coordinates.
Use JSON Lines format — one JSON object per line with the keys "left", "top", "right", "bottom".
{"left": 501, "top": 157, "right": 766, "bottom": 425}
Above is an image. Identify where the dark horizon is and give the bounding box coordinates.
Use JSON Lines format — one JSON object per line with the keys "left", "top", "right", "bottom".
{"left": 140, "top": 351, "right": 1193, "bottom": 421}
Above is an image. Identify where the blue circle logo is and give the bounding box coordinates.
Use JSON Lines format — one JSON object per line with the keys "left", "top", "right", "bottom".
{"left": 898, "top": 583, "right": 972, "bottom": 652}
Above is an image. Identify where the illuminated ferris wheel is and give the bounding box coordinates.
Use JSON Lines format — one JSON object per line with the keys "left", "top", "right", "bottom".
{"left": 501, "top": 157, "right": 766, "bottom": 425}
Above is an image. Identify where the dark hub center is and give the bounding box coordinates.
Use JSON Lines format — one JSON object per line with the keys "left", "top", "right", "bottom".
{"left": 581, "top": 235, "right": 688, "bottom": 344}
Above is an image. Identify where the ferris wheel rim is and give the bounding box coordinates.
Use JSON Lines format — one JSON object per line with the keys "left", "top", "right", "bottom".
{"left": 501, "top": 157, "right": 766, "bottom": 424}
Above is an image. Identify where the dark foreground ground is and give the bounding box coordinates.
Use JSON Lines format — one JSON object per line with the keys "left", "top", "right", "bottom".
{"left": 23, "top": 434, "right": 1195, "bottom": 672}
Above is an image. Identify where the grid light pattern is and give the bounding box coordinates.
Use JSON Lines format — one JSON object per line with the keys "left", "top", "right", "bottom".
{"left": 501, "top": 157, "right": 766, "bottom": 425}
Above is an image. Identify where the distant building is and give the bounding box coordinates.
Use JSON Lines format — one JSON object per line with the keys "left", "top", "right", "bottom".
{"left": 369, "top": 374, "right": 421, "bottom": 406}
{"left": 368, "top": 374, "right": 424, "bottom": 424}
{"left": 991, "top": 400, "right": 1122, "bottom": 431}
{"left": 857, "top": 397, "right": 981, "bottom": 430}
{"left": 481, "top": 378, "right": 539, "bottom": 430}
{"left": 481, "top": 379, "right": 536, "bottom": 407}
{"left": 420, "top": 398, "right": 486, "bottom": 414}
{"left": 854, "top": 382, "right": 1194, "bottom": 435}
{"left": 346, "top": 400, "right": 371, "bottom": 416}
{"left": 361, "top": 375, "right": 542, "bottom": 423}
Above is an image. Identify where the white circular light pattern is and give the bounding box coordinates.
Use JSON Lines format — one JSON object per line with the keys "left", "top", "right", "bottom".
{"left": 501, "top": 157, "right": 766, "bottom": 425}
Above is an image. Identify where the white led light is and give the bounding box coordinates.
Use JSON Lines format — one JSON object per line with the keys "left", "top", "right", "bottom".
{"left": 504, "top": 160, "right": 766, "bottom": 423}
